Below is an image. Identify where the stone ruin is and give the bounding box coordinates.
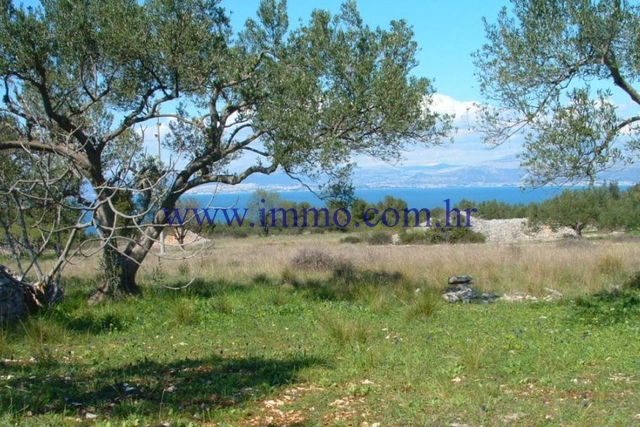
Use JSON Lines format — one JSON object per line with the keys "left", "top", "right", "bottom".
{"left": 442, "top": 275, "right": 500, "bottom": 303}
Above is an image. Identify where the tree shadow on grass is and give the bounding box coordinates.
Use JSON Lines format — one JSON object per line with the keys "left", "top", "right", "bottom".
{"left": 290, "top": 263, "right": 406, "bottom": 302}
{"left": 572, "top": 288, "right": 640, "bottom": 326}
{"left": 40, "top": 278, "right": 257, "bottom": 335}
{"left": 150, "top": 277, "right": 256, "bottom": 299}
{"left": 0, "top": 353, "right": 326, "bottom": 422}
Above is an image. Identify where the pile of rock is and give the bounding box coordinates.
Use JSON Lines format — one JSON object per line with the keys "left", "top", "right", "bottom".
{"left": 163, "top": 230, "right": 210, "bottom": 246}
{"left": 0, "top": 265, "right": 63, "bottom": 324}
{"left": 442, "top": 275, "right": 500, "bottom": 303}
{"left": 461, "top": 214, "right": 577, "bottom": 244}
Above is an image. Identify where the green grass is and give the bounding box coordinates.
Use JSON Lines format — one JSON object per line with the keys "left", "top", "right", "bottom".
{"left": 2, "top": 271, "right": 640, "bottom": 426}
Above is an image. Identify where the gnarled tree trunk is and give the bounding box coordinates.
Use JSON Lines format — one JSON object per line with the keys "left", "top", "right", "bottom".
{"left": 88, "top": 246, "right": 144, "bottom": 305}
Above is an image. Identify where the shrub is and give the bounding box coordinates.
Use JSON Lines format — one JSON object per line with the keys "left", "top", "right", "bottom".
{"left": 340, "top": 236, "right": 363, "bottom": 244}
{"left": 625, "top": 271, "right": 640, "bottom": 290}
{"left": 290, "top": 248, "right": 337, "bottom": 271}
{"left": 399, "top": 231, "right": 432, "bottom": 245}
{"left": 231, "top": 228, "right": 250, "bottom": 238}
{"left": 401, "top": 227, "right": 485, "bottom": 245}
{"left": 367, "top": 231, "right": 394, "bottom": 245}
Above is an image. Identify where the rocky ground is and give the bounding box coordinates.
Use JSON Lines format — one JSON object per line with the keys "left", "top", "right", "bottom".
{"left": 163, "top": 230, "right": 211, "bottom": 246}
{"left": 406, "top": 211, "right": 578, "bottom": 244}
{"left": 467, "top": 216, "right": 577, "bottom": 244}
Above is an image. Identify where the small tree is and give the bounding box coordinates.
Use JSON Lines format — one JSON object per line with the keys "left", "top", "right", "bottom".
{"left": 0, "top": 116, "right": 82, "bottom": 316}
{"left": 171, "top": 197, "right": 201, "bottom": 246}
{"left": 373, "top": 195, "right": 409, "bottom": 228}
{"left": 537, "top": 188, "right": 606, "bottom": 236}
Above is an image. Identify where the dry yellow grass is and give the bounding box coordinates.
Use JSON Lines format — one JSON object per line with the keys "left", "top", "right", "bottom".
{"left": 135, "top": 234, "right": 639, "bottom": 298}
{"left": 20, "top": 233, "right": 640, "bottom": 298}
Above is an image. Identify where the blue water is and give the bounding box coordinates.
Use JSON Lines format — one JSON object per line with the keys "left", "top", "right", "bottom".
{"left": 187, "top": 186, "right": 593, "bottom": 210}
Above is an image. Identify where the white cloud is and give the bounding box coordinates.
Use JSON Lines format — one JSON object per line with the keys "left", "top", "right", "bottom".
{"left": 430, "top": 93, "right": 480, "bottom": 129}
{"left": 356, "top": 93, "right": 523, "bottom": 168}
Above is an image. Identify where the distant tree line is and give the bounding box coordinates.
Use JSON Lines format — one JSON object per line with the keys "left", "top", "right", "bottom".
{"left": 174, "top": 192, "right": 440, "bottom": 239}
{"left": 168, "top": 183, "right": 640, "bottom": 241}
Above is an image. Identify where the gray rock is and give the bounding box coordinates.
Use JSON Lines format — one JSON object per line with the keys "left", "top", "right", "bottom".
{"left": 448, "top": 275, "right": 474, "bottom": 285}
{"left": 0, "top": 266, "right": 28, "bottom": 323}
{"left": 443, "top": 277, "right": 499, "bottom": 304}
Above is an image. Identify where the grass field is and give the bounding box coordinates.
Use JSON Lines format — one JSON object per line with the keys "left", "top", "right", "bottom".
{"left": 2, "top": 234, "right": 640, "bottom": 426}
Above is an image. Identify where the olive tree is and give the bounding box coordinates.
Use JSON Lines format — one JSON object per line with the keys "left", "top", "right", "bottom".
{"left": 475, "top": 0, "right": 640, "bottom": 186}
{"left": 0, "top": 0, "right": 451, "bottom": 302}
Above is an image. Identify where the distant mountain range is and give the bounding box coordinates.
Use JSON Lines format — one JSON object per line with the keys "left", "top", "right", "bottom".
{"left": 188, "top": 155, "right": 640, "bottom": 194}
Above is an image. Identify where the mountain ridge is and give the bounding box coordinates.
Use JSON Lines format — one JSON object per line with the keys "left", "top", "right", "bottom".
{"left": 188, "top": 157, "right": 640, "bottom": 194}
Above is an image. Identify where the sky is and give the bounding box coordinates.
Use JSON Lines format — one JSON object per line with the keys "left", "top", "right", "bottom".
{"left": 222, "top": 0, "right": 506, "bottom": 102}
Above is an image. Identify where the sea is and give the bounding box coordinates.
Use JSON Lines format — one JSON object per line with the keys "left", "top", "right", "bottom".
{"left": 186, "top": 186, "right": 602, "bottom": 210}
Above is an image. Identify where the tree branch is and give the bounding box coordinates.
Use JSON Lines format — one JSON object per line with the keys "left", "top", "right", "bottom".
{"left": 100, "top": 88, "right": 177, "bottom": 149}
{"left": 604, "top": 51, "right": 640, "bottom": 106}
{"left": 0, "top": 140, "right": 92, "bottom": 172}
{"left": 183, "top": 162, "right": 279, "bottom": 192}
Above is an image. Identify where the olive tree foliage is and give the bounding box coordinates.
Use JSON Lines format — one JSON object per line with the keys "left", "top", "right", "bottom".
{"left": 0, "top": 0, "right": 451, "bottom": 302}
{"left": 474, "top": 0, "right": 640, "bottom": 186}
